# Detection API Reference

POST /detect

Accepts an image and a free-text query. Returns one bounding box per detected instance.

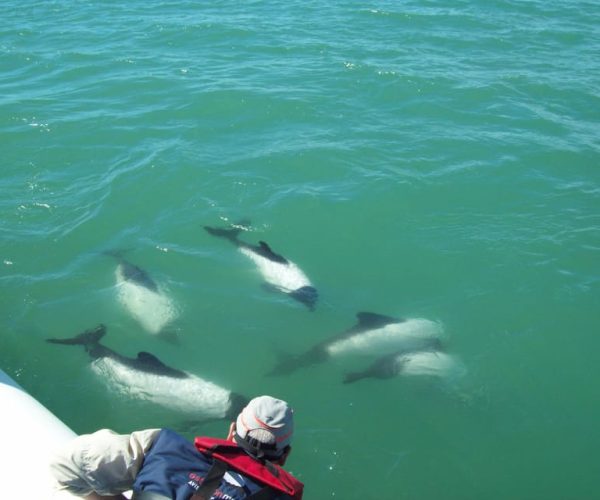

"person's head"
[227,395,294,465]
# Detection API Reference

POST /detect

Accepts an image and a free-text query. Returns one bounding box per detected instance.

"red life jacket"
[195,437,303,499]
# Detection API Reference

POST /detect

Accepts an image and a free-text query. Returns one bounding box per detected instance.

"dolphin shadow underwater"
[46,324,247,421]
[203,223,318,311]
[105,251,179,339]
[268,312,444,376]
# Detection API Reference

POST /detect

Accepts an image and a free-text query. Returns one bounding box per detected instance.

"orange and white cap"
[235,395,294,456]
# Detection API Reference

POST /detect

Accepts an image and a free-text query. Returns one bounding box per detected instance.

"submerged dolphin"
[204,224,318,310]
[344,350,465,384]
[46,325,247,420]
[268,312,444,376]
[107,252,178,335]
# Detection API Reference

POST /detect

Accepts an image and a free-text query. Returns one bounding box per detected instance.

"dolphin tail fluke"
[269,344,328,376]
[46,324,106,346]
[265,349,303,377]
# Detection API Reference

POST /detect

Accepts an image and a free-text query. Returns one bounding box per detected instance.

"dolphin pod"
[47,325,247,421]
[46,221,463,418]
[204,223,318,311]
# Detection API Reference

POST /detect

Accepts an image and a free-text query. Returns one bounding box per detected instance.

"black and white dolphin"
[106,252,178,335]
[268,312,444,376]
[343,350,464,384]
[47,325,247,420]
[204,223,318,310]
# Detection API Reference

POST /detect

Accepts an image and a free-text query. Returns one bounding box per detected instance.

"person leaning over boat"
[50,395,303,500]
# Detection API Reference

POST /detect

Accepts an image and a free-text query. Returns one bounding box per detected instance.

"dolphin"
[268,312,444,376]
[203,224,318,311]
[46,325,247,420]
[106,252,179,335]
[344,350,464,384]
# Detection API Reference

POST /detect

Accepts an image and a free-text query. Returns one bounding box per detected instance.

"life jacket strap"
[190,459,278,500]
[190,459,228,500]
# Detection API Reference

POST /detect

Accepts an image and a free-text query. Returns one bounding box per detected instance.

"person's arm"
[50,428,160,497]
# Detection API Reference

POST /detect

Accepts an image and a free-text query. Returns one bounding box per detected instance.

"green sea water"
[1,1,599,498]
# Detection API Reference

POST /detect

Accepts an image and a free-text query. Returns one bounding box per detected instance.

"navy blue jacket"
[133,429,293,500]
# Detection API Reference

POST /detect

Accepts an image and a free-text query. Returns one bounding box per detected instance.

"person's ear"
[226,422,236,441]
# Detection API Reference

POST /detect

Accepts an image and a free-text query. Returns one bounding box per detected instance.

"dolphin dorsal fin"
[136,352,187,378]
[258,241,288,264]
[136,351,169,369]
[356,312,399,328]
[120,262,158,292]
[259,241,273,253]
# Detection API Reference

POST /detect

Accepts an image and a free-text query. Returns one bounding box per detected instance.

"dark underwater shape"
[204,223,318,311]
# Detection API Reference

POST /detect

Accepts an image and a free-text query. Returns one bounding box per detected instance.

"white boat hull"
[0,368,83,498]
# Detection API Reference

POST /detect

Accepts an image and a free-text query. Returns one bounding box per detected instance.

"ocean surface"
[2,1,599,498]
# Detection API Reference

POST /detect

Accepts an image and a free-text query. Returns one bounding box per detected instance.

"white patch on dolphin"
[114,261,178,335]
[397,351,465,378]
[239,246,311,293]
[91,357,232,419]
[326,318,443,357]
